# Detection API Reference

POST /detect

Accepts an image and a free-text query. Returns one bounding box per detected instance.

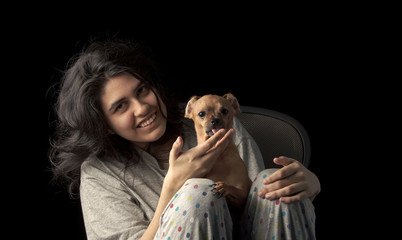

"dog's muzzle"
[205,117,225,136]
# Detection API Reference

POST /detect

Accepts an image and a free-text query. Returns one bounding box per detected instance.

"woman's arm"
[232,117,320,203]
[140,176,180,240]
[257,156,321,203]
[80,168,150,239]
[140,129,234,239]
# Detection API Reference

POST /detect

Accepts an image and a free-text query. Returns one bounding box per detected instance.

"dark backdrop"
[6,11,390,239]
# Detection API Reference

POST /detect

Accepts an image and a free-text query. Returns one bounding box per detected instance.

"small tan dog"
[185,93,251,209]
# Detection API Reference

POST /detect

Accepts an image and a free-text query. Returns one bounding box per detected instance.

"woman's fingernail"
[265,193,272,200]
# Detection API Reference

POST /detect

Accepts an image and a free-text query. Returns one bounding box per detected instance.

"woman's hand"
[164,128,234,192]
[257,156,321,203]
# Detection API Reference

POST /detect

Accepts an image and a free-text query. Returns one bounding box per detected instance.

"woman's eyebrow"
[108,97,126,112]
[108,82,142,112]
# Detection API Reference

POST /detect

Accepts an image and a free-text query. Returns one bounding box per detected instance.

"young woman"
[49,38,320,239]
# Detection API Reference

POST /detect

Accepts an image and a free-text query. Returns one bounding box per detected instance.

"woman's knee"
[158,178,233,239]
[174,178,219,203]
[181,178,215,193]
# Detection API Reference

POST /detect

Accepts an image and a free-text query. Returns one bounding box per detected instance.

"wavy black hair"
[48,38,181,197]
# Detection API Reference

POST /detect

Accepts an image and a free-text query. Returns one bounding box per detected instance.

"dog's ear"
[223,93,241,115]
[184,95,200,118]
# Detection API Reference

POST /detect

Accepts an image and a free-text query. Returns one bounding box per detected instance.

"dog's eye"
[198,111,206,118]
[221,108,228,115]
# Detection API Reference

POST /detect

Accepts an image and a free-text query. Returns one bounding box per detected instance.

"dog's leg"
[211,182,225,198]
[211,181,249,209]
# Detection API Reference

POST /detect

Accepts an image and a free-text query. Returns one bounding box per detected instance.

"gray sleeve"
[232,117,265,180]
[80,162,147,240]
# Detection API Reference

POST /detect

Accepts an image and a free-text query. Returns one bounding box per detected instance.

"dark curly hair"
[48,38,182,197]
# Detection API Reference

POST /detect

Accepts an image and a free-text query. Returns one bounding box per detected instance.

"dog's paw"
[211,181,225,198]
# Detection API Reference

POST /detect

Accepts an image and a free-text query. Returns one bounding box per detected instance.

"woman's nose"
[132,99,149,117]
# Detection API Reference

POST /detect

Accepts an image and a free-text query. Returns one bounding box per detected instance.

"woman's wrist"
[309,172,321,201]
[163,171,185,196]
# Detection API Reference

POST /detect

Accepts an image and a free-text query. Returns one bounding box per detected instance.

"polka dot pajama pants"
[155,169,316,240]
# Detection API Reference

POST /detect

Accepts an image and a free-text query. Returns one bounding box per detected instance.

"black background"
[5,6,394,239]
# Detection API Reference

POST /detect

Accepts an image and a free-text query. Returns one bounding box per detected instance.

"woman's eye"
[137,85,149,96]
[221,108,228,115]
[198,111,206,118]
[115,103,126,112]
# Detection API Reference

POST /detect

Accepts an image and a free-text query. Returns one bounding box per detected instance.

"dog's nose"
[210,118,221,125]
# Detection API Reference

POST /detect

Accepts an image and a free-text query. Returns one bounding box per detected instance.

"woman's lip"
[137,112,157,128]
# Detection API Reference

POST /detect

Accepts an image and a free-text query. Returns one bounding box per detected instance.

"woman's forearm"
[140,177,182,240]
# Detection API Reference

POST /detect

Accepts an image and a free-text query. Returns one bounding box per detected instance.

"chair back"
[237,106,311,169]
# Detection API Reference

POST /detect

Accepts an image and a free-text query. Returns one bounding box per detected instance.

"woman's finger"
[258,174,300,198]
[279,191,310,203]
[273,156,294,166]
[169,136,183,161]
[263,158,298,185]
[194,129,225,156]
[261,182,306,201]
[194,128,233,157]
[205,128,234,155]
[266,182,305,200]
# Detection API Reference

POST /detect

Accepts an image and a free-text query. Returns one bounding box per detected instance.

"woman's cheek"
[114,113,136,138]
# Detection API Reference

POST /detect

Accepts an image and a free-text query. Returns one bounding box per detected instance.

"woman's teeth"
[138,113,156,128]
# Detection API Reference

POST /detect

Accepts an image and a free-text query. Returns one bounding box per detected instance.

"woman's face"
[101,73,167,149]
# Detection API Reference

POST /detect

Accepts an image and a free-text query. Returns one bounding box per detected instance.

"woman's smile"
[137,112,157,128]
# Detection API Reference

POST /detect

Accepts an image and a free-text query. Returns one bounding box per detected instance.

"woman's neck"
[135,142,150,150]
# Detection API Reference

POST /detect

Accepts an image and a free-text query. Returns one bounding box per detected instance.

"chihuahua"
[185,93,251,209]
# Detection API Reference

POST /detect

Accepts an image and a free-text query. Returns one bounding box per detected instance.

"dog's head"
[185,93,241,139]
